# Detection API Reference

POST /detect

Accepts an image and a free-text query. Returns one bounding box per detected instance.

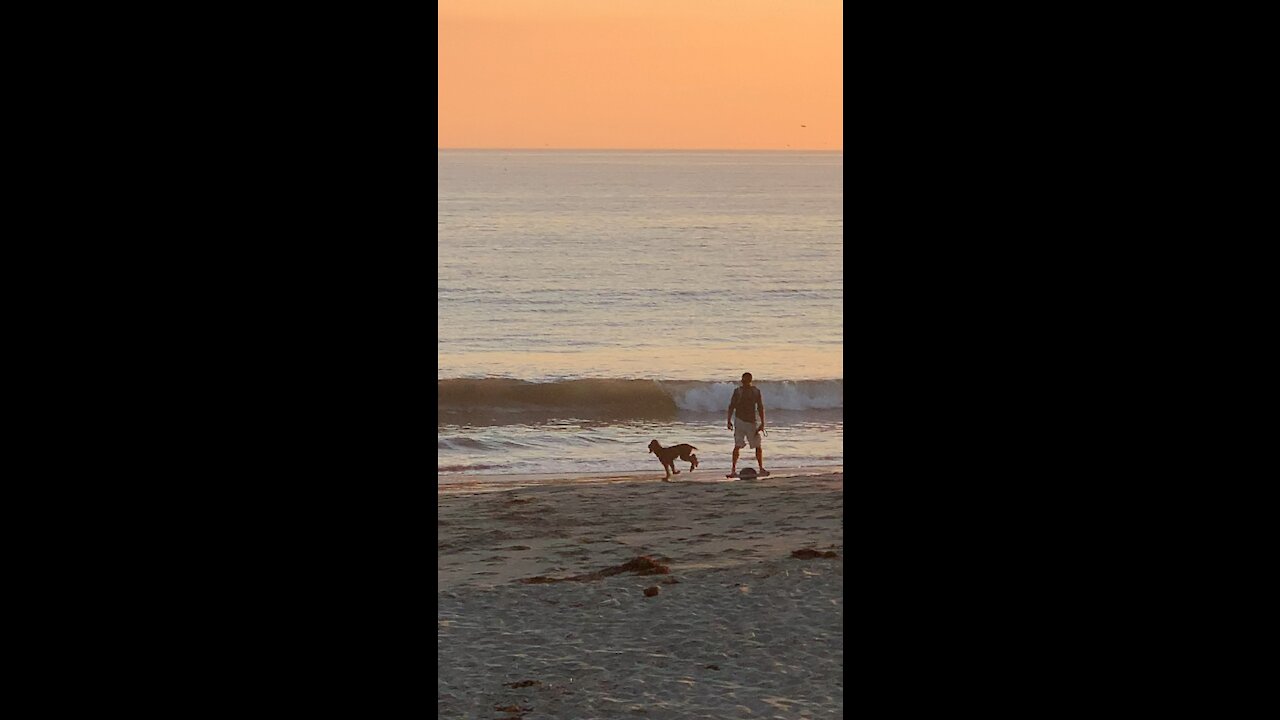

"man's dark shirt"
[729,385,763,423]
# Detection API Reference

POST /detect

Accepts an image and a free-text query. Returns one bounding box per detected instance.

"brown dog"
[648,439,699,481]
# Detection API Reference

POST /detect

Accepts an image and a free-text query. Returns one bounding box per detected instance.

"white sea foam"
[663,380,843,412]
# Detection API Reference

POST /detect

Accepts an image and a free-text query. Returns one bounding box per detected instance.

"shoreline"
[438,464,844,495]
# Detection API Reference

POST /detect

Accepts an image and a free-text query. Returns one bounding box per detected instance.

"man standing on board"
[726,372,770,478]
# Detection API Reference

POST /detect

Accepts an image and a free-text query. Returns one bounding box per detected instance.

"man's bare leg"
[756,447,765,471]
[729,447,740,477]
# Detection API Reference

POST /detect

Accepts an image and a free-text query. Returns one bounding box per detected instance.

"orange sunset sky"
[438,0,843,150]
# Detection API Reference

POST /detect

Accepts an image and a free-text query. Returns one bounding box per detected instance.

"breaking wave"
[438,378,842,424]
[658,380,843,412]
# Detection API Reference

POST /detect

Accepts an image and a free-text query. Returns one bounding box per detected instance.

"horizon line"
[438,147,843,152]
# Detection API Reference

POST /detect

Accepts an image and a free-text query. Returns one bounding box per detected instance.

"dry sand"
[438,467,844,718]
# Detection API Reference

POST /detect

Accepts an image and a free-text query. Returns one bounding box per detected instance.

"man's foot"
[663,476,672,482]
[758,469,770,477]
[726,472,738,478]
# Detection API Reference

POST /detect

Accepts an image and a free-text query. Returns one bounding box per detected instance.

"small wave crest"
[438,463,507,473]
[438,437,490,450]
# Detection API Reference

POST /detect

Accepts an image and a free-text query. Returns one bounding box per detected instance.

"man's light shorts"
[734,419,762,450]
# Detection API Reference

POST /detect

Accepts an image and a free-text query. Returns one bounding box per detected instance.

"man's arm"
[727,389,738,430]
[756,391,766,430]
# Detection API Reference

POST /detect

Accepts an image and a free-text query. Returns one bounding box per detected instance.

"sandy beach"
[438,467,844,718]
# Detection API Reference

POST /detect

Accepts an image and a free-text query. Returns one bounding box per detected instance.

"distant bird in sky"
[801,124,807,127]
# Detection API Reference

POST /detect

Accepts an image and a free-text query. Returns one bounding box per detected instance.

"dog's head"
[647,439,661,453]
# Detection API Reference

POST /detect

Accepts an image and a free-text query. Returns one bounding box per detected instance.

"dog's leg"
[686,447,699,471]
[662,454,680,475]
[682,452,698,471]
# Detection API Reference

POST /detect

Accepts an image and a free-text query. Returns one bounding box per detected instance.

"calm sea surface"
[438,150,842,479]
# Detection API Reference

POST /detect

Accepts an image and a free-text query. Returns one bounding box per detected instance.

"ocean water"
[438,150,843,479]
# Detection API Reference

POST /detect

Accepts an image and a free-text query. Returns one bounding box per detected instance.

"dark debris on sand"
[792,548,839,559]
[518,555,672,584]
[504,680,541,688]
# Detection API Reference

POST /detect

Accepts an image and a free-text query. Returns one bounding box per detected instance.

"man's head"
[741,372,753,386]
